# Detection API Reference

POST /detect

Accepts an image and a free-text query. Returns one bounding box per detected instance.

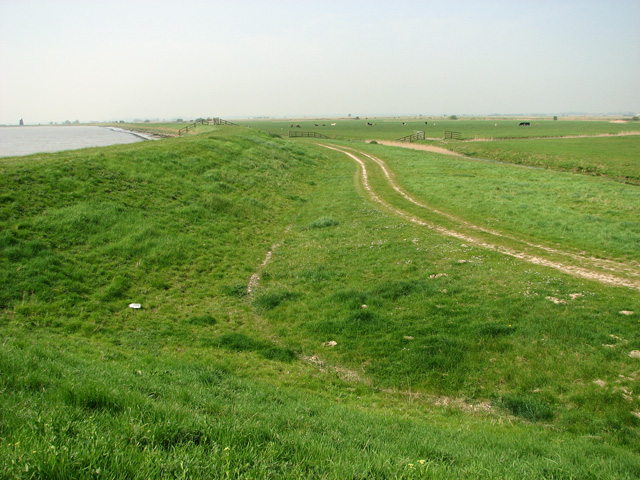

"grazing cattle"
[290,124,294,128]
[519,122,530,126]
[296,124,301,128]
[367,122,373,126]
[425,122,428,125]
[314,124,318,127]
[331,123,336,126]
[402,122,406,125]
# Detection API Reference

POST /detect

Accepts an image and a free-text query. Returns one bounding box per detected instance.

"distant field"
[238,117,640,141]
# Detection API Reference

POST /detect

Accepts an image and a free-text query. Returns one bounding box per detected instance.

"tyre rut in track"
[318,143,640,291]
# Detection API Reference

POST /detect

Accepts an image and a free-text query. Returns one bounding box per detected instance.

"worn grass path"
[318,143,640,291]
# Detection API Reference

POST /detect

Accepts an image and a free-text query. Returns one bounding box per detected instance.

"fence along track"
[444,130,461,140]
[289,131,329,139]
[396,131,425,142]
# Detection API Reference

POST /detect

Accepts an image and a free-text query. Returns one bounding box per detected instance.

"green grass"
[342,141,640,261]
[4,335,639,479]
[239,117,640,141]
[250,144,640,445]
[445,135,640,184]
[1,124,639,478]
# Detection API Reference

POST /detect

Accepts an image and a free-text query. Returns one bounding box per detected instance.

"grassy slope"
[258,143,640,435]
[1,128,639,478]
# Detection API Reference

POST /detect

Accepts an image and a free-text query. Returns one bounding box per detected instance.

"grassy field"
[237,117,640,141]
[2,122,639,478]
[334,141,640,261]
[442,135,640,184]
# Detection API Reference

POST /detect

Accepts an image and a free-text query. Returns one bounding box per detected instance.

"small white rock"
[619,310,634,316]
[629,350,640,359]
[128,303,142,309]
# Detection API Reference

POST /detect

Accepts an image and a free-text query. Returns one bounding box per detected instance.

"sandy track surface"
[373,140,463,156]
[246,225,292,294]
[319,143,640,291]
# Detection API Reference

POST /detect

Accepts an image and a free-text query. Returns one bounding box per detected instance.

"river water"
[0,125,152,158]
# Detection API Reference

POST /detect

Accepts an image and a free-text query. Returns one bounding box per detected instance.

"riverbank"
[101,126,163,141]
[0,125,149,158]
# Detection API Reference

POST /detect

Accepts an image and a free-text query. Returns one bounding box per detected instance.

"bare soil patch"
[373,140,463,156]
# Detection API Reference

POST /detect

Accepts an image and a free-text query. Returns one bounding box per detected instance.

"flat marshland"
[1,121,639,478]
[239,116,640,140]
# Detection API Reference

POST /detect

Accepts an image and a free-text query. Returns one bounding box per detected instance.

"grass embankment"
[1,128,639,478]
[102,122,226,138]
[259,143,640,435]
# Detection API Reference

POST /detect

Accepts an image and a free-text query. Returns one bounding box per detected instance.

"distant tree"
[19,118,24,126]
[176,118,183,123]
[144,119,151,123]
[553,116,558,121]
[73,120,79,124]
[354,116,360,120]
[449,115,458,120]
[63,120,71,125]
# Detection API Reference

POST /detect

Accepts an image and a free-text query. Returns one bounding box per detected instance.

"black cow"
[519,122,530,126]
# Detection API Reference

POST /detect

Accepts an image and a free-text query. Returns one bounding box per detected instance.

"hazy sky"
[1,0,639,124]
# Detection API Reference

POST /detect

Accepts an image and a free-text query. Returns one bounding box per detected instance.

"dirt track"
[374,131,640,155]
[319,143,640,291]
[372,140,463,156]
